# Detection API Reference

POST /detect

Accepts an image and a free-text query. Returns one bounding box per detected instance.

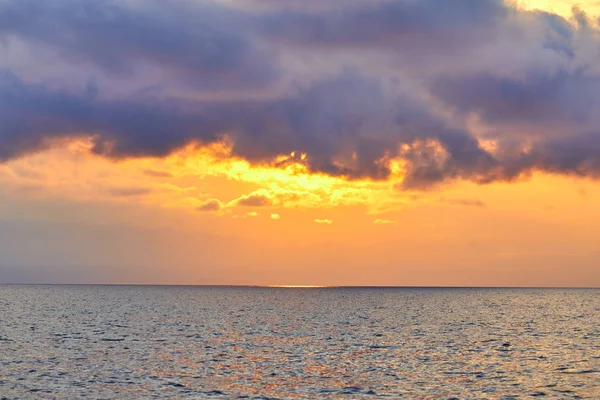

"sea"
[0,285,599,399]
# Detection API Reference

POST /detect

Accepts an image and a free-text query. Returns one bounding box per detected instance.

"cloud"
[0,0,273,88]
[270,213,280,220]
[197,199,222,212]
[441,198,486,207]
[431,71,597,128]
[373,219,396,225]
[0,68,497,185]
[1,0,600,188]
[258,0,507,52]
[143,169,173,178]
[314,219,333,224]
[0,70,222,160]
[236,194,273,207]
[108,186,152,197]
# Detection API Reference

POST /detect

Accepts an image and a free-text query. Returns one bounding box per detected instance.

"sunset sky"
[1,0,600,286]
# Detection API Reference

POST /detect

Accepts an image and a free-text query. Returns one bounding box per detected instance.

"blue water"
[1,286,599,398]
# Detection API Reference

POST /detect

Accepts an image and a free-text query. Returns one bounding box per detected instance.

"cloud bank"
[1,0,600,187]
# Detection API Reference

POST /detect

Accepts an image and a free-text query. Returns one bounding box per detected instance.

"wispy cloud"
[143,169,173,178]
[314,219,333,224]
[441,198,486,207]
[373,219,396,225]
[108,186,152,197]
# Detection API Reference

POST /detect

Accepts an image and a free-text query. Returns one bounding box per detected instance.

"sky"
[1,0,600,287]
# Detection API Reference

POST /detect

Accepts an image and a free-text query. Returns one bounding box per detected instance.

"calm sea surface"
[0,286,599,399]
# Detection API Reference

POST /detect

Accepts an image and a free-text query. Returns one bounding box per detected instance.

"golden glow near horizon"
[265,285,328,288]
[1,136,600,287]
[1,136,600,222]
[0,137,416,215]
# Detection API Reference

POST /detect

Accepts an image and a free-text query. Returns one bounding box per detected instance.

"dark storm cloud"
[258,0,506,48]
[0,0,273,88]
[2,69,495,184]
[425,8,600,130]
[1,0,600,187]
[507,132,600,178]
[228,72,499,183]
[0,71,221,159]
[431,70,598,127]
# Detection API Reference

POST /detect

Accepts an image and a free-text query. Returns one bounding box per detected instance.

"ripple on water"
[0,286,599,398]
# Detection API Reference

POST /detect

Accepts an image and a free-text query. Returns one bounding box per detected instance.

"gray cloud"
[1,0,600,188]
[0,0,273,89]
[108,186,153,197]
[1,69,492,184]
[236,194,273,207]
[258,0,506,49]
[197,199,222,212]
[431,70,598,129]
[0,70,220,159]
[143,169,173,178]
[442,198,486,207]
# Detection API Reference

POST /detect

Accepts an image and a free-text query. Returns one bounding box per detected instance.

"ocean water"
[0,286,599,399]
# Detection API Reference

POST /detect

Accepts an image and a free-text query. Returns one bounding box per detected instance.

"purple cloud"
[1,0,600,187]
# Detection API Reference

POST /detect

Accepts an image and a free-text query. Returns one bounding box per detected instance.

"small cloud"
[314,219,333,224]
[12,166,45,180]
[197,199,222,212]
[373,219,396,225]
[143,169,173,178]
[247,212,259,217]
[270,213,280,220]
[109,186,153,197]
[442,198,486,207]
[236,194,273,207]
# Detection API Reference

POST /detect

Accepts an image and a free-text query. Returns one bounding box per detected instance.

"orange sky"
[1,1,600,286]
[1,136,599,287]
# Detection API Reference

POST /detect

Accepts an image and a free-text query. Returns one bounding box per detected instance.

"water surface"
[1,286,599,398]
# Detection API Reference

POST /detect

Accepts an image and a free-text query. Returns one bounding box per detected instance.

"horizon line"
[1,283,598,289]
